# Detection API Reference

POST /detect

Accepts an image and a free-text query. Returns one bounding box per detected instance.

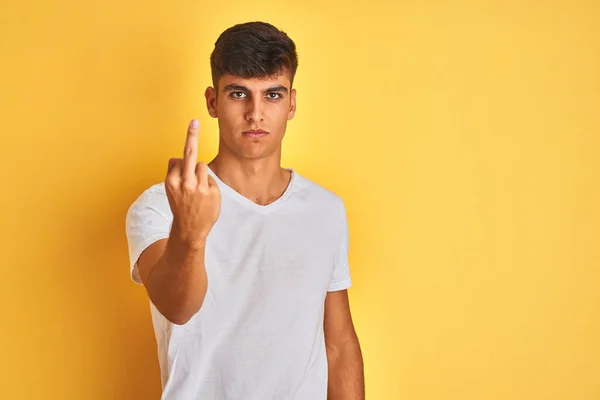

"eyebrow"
[223,83,289,95]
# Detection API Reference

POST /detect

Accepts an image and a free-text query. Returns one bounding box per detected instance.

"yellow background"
[1,0,598,399]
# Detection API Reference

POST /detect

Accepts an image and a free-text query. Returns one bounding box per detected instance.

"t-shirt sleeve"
[328,200,352,292]
[125,185,173,285]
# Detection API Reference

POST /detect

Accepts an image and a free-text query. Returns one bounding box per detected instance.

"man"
[125,21,364,399]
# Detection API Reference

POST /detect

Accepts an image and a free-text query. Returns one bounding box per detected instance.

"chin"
[241,151,268,160]
[238,146,277,160]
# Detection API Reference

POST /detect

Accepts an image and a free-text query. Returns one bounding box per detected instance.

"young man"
[125,21,364,399]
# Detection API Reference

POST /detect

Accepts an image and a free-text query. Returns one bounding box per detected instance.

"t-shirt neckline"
[207,166,296,214]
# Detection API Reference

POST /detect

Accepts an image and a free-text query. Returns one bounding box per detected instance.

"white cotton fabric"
[125,167,352,399]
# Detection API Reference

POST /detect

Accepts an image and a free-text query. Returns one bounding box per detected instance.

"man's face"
[205,70,296,160]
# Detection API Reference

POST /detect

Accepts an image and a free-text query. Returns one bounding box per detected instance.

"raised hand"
[165,119,221,247]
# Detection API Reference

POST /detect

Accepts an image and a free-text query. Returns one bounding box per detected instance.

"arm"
[324,289,365,400]
[137,234,208,325]
[134,118,221,326]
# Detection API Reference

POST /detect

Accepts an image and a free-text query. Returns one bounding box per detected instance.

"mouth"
[242,129,268,138]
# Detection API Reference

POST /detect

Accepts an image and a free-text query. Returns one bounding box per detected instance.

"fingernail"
[190,119,199,129]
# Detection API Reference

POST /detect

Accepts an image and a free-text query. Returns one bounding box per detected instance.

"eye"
[231,92,246,99]
[266,93,282,100]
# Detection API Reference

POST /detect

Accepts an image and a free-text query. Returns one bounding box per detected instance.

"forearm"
[327,338,365,400]
[146,235,208,325]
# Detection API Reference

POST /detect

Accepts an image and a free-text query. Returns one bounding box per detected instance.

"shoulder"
[290,170,346,215]
[126,181,172,221]
[130,181,167,204]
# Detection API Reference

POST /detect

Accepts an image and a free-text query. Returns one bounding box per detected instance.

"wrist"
[168,232,206,256]
[169,224,208,250]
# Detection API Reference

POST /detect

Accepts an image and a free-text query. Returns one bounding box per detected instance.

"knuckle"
[182,181,196,192]
[167,158,181,170]
[165,177,178,188]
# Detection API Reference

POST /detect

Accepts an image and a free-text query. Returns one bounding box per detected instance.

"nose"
[245,96,264,122]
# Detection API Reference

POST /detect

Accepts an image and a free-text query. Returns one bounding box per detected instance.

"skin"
[204,70,296,206]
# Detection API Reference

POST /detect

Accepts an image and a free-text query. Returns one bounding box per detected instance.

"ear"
[205,86,218,118]
[287,88,296,120]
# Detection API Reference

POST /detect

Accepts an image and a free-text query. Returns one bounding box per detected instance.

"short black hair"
[210,21,299,91]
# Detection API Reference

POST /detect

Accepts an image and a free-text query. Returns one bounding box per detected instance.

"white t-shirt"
[125,167,352,400]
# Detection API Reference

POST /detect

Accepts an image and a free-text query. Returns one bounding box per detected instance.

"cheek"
[218,105,243,126]
[270,104,290,121]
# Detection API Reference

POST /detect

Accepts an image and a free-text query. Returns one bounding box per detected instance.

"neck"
[208,151,291,207]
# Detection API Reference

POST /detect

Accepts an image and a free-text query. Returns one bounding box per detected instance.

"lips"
[244,129,267,134]
[243,129,268,138]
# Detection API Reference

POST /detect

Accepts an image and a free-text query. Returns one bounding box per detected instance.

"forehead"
[218,71,291,91]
